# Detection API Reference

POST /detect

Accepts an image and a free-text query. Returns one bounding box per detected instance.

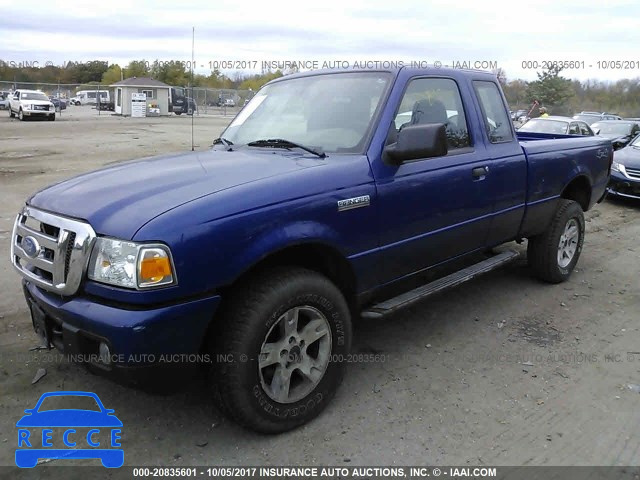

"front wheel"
[18,109,24,121]
[528,199,585,283]
[48,114,55,121]
[210,267,352,433]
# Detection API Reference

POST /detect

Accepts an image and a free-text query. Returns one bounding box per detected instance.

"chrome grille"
[625,167,640,180]
[11,206,96,296]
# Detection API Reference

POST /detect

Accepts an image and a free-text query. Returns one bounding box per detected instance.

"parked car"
[0,91,11,110]
[591,120,640,150]
[49,97,67,110]
[607,133,640,199]
[96,101,115,111]
[513,109,530,123]
[11,67,611,433]
[517,116,594,136]
[211,96,236,107]
[573,112,622,125]
[69,96,81,106]
[9,89,56,121]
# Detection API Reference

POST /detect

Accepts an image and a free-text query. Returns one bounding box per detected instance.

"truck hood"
[28,148,328,239]
[22,99,53,106]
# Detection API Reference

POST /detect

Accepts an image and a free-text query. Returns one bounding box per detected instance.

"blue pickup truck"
[11,67,611,433]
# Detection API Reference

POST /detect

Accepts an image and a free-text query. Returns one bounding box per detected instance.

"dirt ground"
[0,106,639,471]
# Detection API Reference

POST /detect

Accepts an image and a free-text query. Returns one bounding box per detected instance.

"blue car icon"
[16,391,123,468]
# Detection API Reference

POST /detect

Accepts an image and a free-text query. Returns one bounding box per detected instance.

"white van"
[75,90,110,105]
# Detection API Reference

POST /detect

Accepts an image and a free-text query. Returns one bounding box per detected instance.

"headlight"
[611,161,626,175]
[88,237,176,289]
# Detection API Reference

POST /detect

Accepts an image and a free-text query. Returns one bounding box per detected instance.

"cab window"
[473,81,513,143]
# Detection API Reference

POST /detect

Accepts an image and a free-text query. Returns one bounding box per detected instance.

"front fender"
[227,220,347,282]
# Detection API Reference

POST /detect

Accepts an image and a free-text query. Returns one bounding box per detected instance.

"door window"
[394,78,471,151]
[579,123,591,135]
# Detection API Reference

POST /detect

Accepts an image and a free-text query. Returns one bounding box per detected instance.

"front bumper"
[23,110,54,117]
[607,170,640,199]
[23,280,221,375]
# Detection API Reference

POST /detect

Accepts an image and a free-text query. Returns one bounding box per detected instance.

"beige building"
[110,77,171,116]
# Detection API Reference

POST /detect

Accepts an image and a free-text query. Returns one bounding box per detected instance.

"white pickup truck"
[9,89,56,121]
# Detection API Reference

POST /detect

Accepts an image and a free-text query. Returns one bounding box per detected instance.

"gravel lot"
[1,106,639,471]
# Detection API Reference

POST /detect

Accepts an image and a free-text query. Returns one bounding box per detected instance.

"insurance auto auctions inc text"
[224,466,498,478]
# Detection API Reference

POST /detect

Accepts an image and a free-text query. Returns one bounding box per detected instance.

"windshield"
[221,72,391,154]
[519,119,568,134]
[21,92,49,101]
[592,122,633,135]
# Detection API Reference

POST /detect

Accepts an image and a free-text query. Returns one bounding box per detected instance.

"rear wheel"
[528,199,585,283]
[9,108,15,118]
[210,267,352,433]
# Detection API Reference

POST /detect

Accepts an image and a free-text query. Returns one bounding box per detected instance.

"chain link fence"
[0,80,253,116]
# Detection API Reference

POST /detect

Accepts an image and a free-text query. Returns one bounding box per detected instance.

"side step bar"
[361,250,520,319]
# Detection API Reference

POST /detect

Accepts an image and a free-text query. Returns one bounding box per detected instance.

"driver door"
[373,76,495,281]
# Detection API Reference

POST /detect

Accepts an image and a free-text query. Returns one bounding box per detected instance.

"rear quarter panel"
[518,135,612,237]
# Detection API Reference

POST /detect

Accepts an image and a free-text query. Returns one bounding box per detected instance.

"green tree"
[124,60,150,79]
[150,60,188,86]
[204,69,233,88]
[527,65,574,114]
[502,79,529,109]
[101,64,122,85]
[238,70,283,91]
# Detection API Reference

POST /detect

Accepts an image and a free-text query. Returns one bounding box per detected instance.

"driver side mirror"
[384,123,448,165]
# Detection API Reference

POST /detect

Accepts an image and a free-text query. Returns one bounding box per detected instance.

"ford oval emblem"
[21,236,41,259]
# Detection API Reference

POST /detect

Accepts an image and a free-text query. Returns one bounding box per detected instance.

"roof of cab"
[264,66,498,86]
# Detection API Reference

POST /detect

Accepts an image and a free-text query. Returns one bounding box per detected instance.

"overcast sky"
[1,0,639,82]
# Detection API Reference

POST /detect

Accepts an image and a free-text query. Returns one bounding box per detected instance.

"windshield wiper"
[246,139,326,158]
[212,137,233,151]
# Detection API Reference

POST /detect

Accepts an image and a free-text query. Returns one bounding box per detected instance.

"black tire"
[210,266,352,433]
[49,114,55,121]
[18,109,24,121]
[175,111,182,115]
[527,199,585,283]
[9,108,15,118]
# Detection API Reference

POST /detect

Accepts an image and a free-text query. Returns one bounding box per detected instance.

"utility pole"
[191,26,195,151]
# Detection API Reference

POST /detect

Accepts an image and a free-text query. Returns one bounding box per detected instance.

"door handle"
[472,166,489,179]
